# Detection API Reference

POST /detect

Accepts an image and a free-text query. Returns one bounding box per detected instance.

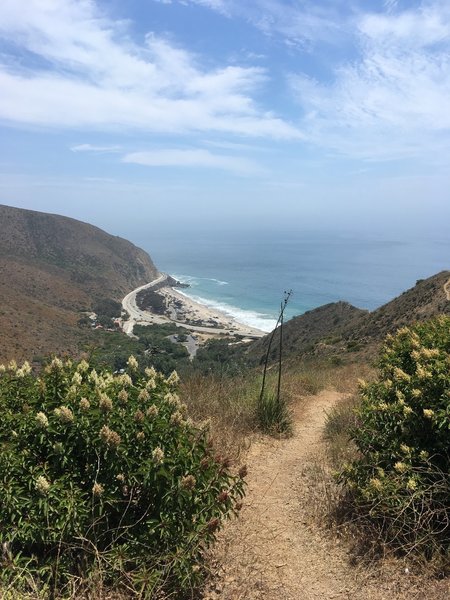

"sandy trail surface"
[205,390,449,600]
[444,277,450,300]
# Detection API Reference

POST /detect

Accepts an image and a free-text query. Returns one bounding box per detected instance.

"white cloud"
[0,0,300,139]
[360,2,450,48]
[70,144,121,153]
[122,148,263,175]
[184,0,229,13]
[180,0,345,46]
[383,0,399,12]
[202,139,270,152]
[289,1,450,161]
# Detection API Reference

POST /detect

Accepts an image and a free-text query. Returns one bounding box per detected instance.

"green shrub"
[193,338,250,376]
[0,357,246,597]
[88,326,191,376]
[340,316,450,555]
[93,298,122,320]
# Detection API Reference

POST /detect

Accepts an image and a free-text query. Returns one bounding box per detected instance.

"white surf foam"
[178,290,277,333]
[172,274,229,287]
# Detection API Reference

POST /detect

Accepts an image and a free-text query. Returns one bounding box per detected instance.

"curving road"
[121,273,169,335]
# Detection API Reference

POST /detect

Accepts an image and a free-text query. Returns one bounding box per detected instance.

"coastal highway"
[121,273,169,335]
[121,274,264,339]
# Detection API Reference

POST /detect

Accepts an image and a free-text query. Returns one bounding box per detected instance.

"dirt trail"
[444,277,450,300]
[204,390,363,599]
[204,390,425,600]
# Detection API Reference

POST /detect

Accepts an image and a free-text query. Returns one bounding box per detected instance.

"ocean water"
[141,229,449,333]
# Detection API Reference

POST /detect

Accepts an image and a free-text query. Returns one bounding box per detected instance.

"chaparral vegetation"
[0,356,246,598]
[340,316,450,559]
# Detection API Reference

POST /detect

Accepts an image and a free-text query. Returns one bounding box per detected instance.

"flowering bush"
[340,316,450,554]
[0,357,245,596]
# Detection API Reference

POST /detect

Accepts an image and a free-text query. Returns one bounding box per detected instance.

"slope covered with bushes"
[341,316,450,557]
[0,204,158,362]
[0,357,245,598]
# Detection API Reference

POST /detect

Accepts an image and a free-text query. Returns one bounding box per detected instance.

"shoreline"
[159,284,267,338]
[122,274,267,340]
[174,287,277,333]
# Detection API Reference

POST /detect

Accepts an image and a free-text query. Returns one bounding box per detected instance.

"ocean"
[141,229,449,333]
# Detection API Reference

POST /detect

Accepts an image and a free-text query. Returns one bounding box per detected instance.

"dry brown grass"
[179,372,259,463]
[302,468,450,598]
[178,360,357,461]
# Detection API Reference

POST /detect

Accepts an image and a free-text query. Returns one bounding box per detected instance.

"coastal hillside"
[0,204,158,362]
[248,270,450,364]
[247,301,368,364]
[344,270,450,344]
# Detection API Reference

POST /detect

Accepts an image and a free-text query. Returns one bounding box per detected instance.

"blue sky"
[0,0,449,238]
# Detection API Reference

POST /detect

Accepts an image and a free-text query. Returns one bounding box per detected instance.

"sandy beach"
[159,285,266,338]
[122,274,266,339]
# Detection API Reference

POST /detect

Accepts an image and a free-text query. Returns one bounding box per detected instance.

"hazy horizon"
[1,1,449,237]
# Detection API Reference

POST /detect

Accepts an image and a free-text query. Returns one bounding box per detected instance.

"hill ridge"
[248,270,450,363]
[0,204,158,361]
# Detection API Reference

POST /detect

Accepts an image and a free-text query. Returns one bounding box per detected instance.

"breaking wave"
[177,289,277,333]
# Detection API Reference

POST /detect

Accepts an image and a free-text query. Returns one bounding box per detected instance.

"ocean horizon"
[140,229,450,333]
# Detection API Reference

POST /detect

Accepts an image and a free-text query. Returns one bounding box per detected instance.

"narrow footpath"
[444,277,450,300]
[204,390,449,600]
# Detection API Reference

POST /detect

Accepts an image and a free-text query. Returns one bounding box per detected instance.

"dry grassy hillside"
[248,301,367,364]
[348,270,450,342]
[0,204,158,362]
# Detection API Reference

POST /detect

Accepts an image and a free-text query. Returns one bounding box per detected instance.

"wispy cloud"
[2,0,450,170]
[289,1,450,161]
[0,0,299,139]
[383,0,399,12]
[182,0,229,14]
[70,144,121,153]
[202,139,270,152]
[180,0,450,161]
[122,148,263,175]
[360,1,450,48]
[180,0,347,46]
[83,176,116,182]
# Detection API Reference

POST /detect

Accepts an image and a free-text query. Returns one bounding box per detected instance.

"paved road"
[121,273,169,335]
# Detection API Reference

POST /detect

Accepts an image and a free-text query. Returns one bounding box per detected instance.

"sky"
[0,0,449,239]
